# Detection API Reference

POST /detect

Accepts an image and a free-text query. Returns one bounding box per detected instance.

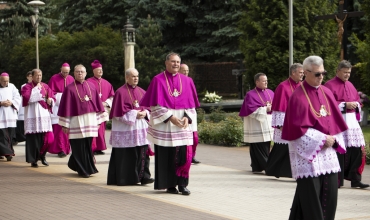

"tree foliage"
[239,0,339,90]
[4,25,124,90]
[351,0,370,95]
[134,15,167,89]
[0,0,57,38]
[58,0,128,32]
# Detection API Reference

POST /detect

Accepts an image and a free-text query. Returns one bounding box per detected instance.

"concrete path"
[1,131,369,220]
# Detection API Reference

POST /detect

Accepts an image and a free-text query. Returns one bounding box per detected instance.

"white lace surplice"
[271,111,288,144]
[148,105,194,147]
[242,106,273,143]
[288,128,345,179]
[0,83,21,128]
[338,102,365,148]
[59,112,108,139]
[109,109,150,148]
[24,87,53,133]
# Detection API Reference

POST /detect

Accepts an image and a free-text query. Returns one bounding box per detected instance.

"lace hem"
[271,111,285,127]
[110,129,149,147]
[273,128,288,144]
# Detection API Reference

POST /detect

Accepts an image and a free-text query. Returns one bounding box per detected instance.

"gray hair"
[166,52,181,61]
[125,68,139,76]
[337,60,352,70]
[31,69,42,76]
[289,63,303,75]
[254,72,266,83]
[74,64,86,72]
[302,56,323,70]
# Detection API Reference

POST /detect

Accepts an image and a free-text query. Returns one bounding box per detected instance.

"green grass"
[361,126,370,143]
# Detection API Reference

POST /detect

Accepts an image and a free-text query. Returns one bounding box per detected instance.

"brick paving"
[1,132,370,220]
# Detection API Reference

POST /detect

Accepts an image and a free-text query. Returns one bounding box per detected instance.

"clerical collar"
[127,83,136,88]
[165,70,177,77]
[255,87,265,92]
[93,76,102,80]
[289,77,300,84]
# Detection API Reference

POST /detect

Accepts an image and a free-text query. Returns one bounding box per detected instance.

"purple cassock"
[48,73,75,95]
[271,77,300,113]
[58,80,105,117]
[22,82,55,112]
[86,77,115,152]
[109,84,148,118]
[48,73,74,155]
[140,70,200,109]
[282,81,348,141]
[325,76,361,115]
[239,87,274,117]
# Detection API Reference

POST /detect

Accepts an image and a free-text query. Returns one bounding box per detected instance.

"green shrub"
[198,113,243,146]
[218,115,243,146]
[366,144,370,165]
[196,108,206,123]
[208,106,226,123]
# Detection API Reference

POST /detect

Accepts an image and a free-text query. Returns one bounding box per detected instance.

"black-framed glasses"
[306,69,327,77]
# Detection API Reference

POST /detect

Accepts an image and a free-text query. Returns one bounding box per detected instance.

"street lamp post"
[27,0,45,69]
[122,19,136,71]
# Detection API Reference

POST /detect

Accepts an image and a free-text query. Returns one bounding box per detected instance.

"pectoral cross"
[315,0,364,60]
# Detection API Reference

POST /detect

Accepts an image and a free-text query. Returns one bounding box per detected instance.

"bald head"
[0,75,9,88]
[60,65,71,77]
[179,64,189,76]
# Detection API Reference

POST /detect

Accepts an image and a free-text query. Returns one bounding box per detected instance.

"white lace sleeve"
[289,128,326,162]
[271,111,285,127]
[150,105,172,125]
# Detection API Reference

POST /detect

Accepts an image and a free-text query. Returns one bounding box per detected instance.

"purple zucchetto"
[91,60,102,70]
[0,72,9,77]
[62,63,70,67]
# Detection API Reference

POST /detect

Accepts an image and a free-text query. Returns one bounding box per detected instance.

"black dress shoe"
[79,173,90,178]
[141,178,154,185]
[31,162,38,168]
[166,187,179,194]
[94,150,105,155]
[58,152,67,158]
[178,186,191,195]
[351,181,370,188]
[192,158,201,164]
[5,156,12,161]
[41,157,49,166]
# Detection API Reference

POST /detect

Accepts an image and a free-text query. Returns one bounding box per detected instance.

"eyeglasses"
[306,69,327,77]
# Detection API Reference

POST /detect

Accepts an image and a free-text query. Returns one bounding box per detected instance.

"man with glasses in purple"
[325,60,369,189]
[282,56,348,220]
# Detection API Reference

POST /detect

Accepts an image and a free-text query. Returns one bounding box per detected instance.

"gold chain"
[301,84,331,117]
[163,71,182,97]
[255,88,272,105]
[126,83,142,106]
[94,77,102,95]
[74,80,92,102]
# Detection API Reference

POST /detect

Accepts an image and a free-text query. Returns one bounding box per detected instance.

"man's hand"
[346,102,358,110]
[324,135,335,148]
[62,127,69,134]
[136,110,146,119]
[169,116,188,129]
[1,100,12,107]
[102,102,108,107]
[47,98,53,105]
[266,105,272,113]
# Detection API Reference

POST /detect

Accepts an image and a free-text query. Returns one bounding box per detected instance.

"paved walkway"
[1,131,370,220]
